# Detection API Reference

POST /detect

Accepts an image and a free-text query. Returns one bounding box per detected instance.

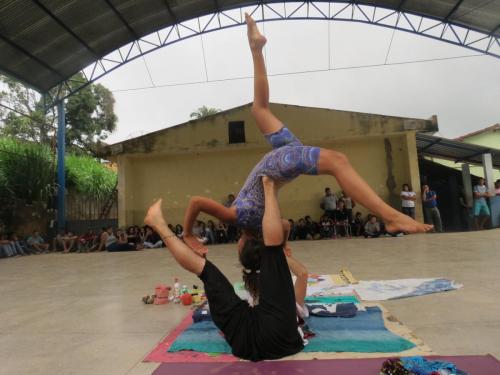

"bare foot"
[144,199,167,229]
[245,13,267,51]
[385,212,433,234]
[183,234,208,256]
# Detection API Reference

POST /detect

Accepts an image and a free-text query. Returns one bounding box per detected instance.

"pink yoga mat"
[143,311,237,363]
[152,355,500,375]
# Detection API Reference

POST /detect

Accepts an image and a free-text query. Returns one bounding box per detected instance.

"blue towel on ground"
[401,356,468,375]
[168,306,415,354]
[303,306,415,353]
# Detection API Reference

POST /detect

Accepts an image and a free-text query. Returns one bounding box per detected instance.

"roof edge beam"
[457,149,493,163]
[419,138,442,152]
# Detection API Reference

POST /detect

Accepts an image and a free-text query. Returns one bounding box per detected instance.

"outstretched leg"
[317,149,433,234]
[145,199,205,275]
[246,13,283,136]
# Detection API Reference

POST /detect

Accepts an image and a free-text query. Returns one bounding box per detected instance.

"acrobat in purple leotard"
[233,126,320,230]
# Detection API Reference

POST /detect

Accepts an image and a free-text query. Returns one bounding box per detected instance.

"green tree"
[0,77,55,144]
[190,105,220,119]
[0,73,117,155]
[0,138,55,204]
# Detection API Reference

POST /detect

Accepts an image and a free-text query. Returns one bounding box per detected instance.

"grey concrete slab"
[0,229,499,374]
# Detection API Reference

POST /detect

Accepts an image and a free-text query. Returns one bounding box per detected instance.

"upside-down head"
[239,238,265,302]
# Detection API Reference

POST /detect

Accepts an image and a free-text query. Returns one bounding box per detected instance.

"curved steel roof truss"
[44,1,500,108]
[0,1,497,108]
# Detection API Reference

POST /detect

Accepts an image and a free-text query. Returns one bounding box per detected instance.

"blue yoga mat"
[168,306,415,354]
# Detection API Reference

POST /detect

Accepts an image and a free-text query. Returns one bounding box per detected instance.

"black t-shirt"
[199,245,303,361]
[335,209,348,222]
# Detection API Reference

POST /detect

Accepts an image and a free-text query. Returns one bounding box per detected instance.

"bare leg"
[145,199,205,275]
[317,149,433,234]
[246,13,283,135]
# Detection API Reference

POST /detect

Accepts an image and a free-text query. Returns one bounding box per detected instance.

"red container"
[155,284,171,298]
[180,293,192,306]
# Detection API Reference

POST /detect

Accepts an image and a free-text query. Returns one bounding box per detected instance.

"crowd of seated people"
[0,198,408,259]
[0,229,51,258]
[0,225,169,258]
[287,211,399,241]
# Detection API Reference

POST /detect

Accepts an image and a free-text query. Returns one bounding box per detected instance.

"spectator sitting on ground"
[288,219,297,241]
[105,228,143,252]
[97,227,112,252]
[78,230,97,252]
[295,218,310,240]
[223,194,238,243]
[1,233,25,257]
[319,215,333,239]
[126,226,139,245]
[12,233,31,254]
[53,230,77,253]
[364,215,382,238]
[26,230,50,253]
[174,224,184,239]
[215,222,227,243]
[143,226,163,248]
[138,226,147,243]
[304,216,320,240]
[205,220,217,245]
[352,212,364,237]
[192,220,209,244]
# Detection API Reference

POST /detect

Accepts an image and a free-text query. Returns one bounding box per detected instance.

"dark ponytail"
[239,238,264,301]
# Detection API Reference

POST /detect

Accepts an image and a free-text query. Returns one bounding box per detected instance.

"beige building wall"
[108,103,436,227]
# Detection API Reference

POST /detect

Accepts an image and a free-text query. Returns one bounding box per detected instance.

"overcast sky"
[96,20,500,144]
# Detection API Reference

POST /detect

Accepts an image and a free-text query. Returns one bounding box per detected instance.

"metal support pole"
[461,163,473,207]
[482,153,499,227]
[57,101,66,231]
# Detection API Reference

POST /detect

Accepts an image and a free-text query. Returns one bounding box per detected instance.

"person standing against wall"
[320,187,337,220]
[400,184,417,219]
[473,178,491,230]
[422,185,443,233]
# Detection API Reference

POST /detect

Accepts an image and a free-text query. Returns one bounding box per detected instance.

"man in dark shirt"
[422,184,442,232]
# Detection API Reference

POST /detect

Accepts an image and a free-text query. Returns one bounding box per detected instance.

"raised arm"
[262,177,284,246]
[286,255,308,307]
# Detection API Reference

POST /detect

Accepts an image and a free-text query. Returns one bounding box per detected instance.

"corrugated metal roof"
[0,0,499,93]
[417,133,500,168]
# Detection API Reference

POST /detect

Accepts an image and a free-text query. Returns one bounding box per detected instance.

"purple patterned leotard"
[233,126,320,230]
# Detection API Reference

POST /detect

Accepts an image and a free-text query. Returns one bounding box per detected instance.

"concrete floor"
[1,229,499,375]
